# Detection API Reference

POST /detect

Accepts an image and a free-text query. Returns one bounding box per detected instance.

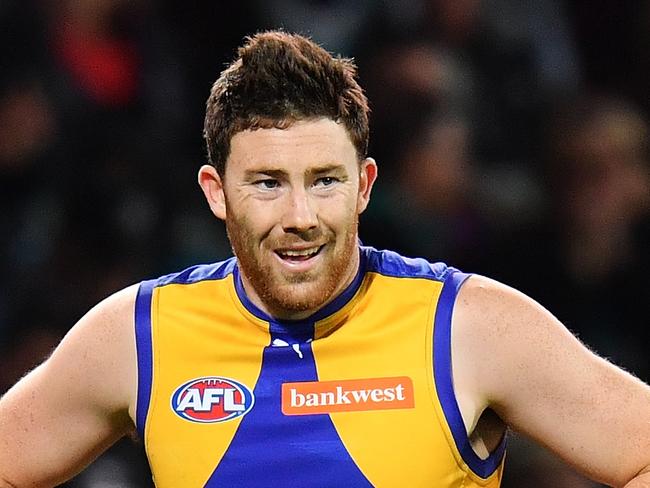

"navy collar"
[233,248,366,341]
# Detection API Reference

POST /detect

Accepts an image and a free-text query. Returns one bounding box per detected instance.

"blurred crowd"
[1,1,649,486]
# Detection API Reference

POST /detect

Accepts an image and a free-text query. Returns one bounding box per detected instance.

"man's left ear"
[357,157,378,214]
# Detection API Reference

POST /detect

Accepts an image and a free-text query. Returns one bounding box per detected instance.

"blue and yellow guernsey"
[134,246,506,487]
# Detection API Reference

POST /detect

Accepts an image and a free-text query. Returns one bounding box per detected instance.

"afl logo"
[171,376,255,423]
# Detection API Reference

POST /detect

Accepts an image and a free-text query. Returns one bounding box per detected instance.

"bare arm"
[625,468,650,488]
[0,286,138,488]
[452,275,650,487]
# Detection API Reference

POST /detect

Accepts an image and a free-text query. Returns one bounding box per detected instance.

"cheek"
[226,209,262,251]
[331,185,360,211]
[321,200,360,236]
[342,191,363,220]
[230,200,276,234]
[315,196,348,221]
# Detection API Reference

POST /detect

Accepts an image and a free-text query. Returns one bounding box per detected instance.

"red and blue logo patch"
[171,376,255,423]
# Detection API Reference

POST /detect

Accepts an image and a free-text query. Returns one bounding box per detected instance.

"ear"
[198,164,227,220]
[357,157,378,214]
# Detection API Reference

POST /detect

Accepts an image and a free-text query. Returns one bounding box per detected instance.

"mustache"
[272,228,326,246]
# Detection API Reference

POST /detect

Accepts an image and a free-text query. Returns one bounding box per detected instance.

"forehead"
[227,118,358,172]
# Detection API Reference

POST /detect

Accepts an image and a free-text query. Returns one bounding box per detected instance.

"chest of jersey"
[135,251,504,487]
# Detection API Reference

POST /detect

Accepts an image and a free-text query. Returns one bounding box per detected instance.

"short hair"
[203,31,370,175]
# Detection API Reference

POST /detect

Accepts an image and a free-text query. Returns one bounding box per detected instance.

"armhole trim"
[135,279,155,440]
[433,271,506,479]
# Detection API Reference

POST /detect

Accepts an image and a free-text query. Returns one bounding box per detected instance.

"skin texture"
[0,118,649,487]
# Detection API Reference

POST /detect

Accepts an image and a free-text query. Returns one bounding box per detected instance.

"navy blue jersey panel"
[205,333,373,487]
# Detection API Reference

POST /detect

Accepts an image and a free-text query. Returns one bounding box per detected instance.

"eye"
[314,176,339,187]
[254,179,280,190]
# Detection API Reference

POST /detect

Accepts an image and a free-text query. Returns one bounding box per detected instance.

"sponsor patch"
[281,376,414,415]
[171,376,255,423]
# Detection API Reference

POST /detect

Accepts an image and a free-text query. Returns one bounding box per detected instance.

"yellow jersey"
[134,246,505,487]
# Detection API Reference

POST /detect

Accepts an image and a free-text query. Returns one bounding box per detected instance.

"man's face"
[199,118,376,320]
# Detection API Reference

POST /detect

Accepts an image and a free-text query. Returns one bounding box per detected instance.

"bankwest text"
[281,376,414,415]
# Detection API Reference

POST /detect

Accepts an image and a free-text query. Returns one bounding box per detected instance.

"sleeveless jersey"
[134,246,506,487]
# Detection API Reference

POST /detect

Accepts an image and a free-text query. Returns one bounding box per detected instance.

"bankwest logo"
[281,376,414,415]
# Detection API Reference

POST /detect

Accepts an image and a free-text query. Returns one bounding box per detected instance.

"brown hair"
[203,31,369,175]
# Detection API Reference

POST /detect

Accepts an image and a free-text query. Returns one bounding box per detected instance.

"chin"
[264,281,334,316]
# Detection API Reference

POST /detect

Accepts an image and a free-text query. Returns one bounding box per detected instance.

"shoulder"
[48,284,141,417]
[454,274,545,322]
[65,283,139,346]
[453,274,565,351]
[361,246,454,281]
[451,274,562,371]
[149,258,238,288]
[450,275,650,486]
[450,273,593,414]
[0,284,142,484]
[449,273,572,435]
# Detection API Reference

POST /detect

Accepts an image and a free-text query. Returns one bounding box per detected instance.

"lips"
[275,245,323,262]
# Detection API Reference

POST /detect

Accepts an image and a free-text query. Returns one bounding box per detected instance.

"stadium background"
[1,1,649,486]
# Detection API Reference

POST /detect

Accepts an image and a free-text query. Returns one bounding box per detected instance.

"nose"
[281,187,318,233]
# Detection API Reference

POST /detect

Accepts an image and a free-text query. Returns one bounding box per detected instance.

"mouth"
[275,245,324,264]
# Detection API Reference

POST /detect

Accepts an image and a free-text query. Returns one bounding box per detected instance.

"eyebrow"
[308,163,346,176]
[243,168,287,180]
[243,163,346,180]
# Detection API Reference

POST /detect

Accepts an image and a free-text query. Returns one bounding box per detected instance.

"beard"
[225,213,359,318]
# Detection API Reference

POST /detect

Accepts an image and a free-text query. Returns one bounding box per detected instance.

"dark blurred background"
[1,1,649,486]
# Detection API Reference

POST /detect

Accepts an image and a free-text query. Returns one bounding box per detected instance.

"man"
[1,31,649,488]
